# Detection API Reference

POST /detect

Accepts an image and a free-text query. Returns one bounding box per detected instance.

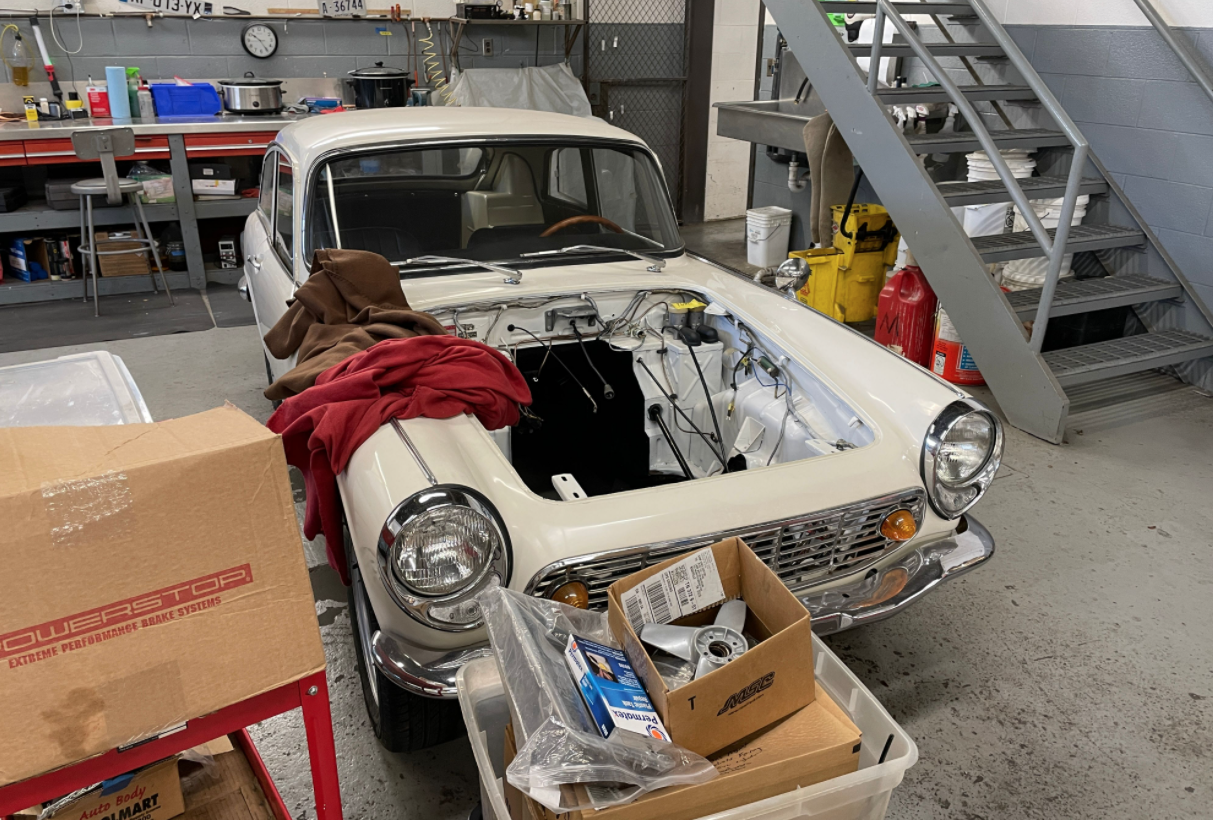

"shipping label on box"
[0,406,325,786]
[565,634,669,742]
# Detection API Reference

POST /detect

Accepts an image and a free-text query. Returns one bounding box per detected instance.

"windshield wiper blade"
[400,255,522,285]
[521,245,666,272]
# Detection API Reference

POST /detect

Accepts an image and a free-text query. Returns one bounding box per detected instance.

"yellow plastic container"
[791,204,899,323]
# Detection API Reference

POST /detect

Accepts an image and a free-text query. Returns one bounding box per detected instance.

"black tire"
[346,526,466,752]
[263,353,281,410]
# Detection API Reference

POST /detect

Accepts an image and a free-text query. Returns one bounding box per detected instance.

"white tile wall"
[704,0,760,221]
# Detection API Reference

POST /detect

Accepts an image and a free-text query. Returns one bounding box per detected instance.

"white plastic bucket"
[746,206,793,268]
[458,633,919,820]
[1002,196,1089,290]
[961,151,1036,246]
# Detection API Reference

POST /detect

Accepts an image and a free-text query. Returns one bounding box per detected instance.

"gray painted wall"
[1005,24,1213,309]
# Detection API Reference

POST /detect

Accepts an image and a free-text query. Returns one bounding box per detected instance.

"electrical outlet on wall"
[482,38,494,56]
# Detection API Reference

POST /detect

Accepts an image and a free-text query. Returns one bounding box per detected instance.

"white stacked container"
[1001,196,1090,291]
[458,633,919,820]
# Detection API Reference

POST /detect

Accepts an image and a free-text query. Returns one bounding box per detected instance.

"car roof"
[274,107,647,170]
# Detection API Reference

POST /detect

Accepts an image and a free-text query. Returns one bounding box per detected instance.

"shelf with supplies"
[195,197,260,220]
[0,269,192,306]
[0,200,179,233]
[447,17,587,70]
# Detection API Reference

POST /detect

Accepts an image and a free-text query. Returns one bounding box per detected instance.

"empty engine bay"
[433,289,874,500]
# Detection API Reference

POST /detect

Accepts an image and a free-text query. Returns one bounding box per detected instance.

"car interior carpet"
[263,248,449,400]
[266,334,533,583]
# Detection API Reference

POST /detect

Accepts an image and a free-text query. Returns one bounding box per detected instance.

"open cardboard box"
[504,679,861,820]
[0,406,325,787]
[606,538,816,757]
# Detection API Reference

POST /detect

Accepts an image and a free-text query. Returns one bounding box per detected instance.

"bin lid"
[0,351,153,427]
[349,62,408,77]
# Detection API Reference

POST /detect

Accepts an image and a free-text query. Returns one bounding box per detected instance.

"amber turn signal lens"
[550,581,590,609]
[880,509,917,542]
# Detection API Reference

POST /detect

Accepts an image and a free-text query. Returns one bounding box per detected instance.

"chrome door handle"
[248,254,262,270]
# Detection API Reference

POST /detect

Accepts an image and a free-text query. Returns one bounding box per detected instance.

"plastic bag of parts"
[478,587,717,813]
[449,62,592,117]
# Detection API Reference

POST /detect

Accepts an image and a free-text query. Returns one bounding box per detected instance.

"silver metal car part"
[376,484,511,631]
[390,418,437,486]
[399,255,522,285]
[640,599,749,679]
[377,514,994,699]
[525,488,927,609]
[920,398,1005,519]
[371,633,491,698]
[803,513,995,635]
[545,305,599,332]
[520,244,667,272]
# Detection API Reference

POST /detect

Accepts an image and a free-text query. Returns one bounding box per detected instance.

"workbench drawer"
[0,142,25,166]
[23,136,170,165]
[185,132,274,157]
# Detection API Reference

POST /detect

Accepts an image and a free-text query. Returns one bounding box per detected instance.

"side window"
[548,147,587,208]
[258,155,275,219]
[275,158,294,258]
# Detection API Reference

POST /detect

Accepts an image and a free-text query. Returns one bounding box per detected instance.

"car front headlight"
[377,486,511,631]
[921,400,1003,519]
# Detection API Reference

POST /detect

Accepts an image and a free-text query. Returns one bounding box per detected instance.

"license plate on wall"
[318,0,366,17]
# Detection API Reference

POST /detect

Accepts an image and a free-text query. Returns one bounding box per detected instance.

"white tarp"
[450,62,592,118]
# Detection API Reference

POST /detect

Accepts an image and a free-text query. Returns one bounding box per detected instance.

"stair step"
[820,1,976,15]
[939,176,1107,206]
[878,84,1035,105]
[907,128,1071,154]
[849,42,1004,58]
[973,224,1146,263]
[1044,330,1213,387]
[1005,274,1184,320]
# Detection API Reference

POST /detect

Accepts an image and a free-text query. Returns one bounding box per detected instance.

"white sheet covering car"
[241,108,1002,752]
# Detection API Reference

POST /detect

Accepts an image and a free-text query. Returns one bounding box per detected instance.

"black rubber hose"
[635,358,728,466]
[571,324,614,399]
[684,340,729,474]
[648,405,694,480]
[510,325,598,413]
[839,169,866,240]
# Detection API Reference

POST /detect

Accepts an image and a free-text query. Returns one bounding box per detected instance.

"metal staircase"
[763,0,1213,443]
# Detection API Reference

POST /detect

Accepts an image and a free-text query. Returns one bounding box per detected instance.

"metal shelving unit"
[447,17,586,71]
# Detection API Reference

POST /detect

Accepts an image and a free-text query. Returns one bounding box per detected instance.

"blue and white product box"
[565,634,670,743]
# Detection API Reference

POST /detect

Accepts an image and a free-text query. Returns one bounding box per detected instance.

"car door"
[245,149,301,382]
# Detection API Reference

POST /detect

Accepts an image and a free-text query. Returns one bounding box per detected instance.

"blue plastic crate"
[149,83,222,117]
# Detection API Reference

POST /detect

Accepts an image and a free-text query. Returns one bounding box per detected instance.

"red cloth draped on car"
[267,334,532,583]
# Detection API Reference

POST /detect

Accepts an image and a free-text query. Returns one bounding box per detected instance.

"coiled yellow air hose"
[419,21,456,105]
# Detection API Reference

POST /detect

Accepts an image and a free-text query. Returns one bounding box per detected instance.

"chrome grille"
[525,489,927,609]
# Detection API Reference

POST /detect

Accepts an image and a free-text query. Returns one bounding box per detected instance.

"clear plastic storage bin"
[457,632,918,820]
[0,351,152,428]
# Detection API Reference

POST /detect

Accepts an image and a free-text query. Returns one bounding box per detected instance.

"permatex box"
[565,634,670,742]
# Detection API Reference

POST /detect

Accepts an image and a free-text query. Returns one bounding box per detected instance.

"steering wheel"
[540,214,624,237]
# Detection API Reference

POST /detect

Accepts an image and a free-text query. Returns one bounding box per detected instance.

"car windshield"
[306,140,682,272]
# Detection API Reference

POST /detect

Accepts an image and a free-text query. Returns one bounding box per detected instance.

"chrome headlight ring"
[921,399,1004,520]
[376,485,512,632]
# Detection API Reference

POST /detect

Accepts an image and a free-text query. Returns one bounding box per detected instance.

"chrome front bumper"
[801,513,995,635]
[373,514,994,698]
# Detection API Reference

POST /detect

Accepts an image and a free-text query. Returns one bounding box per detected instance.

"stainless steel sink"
[714,98,826,154]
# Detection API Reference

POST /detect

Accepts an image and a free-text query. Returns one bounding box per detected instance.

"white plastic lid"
[0,351,153,428]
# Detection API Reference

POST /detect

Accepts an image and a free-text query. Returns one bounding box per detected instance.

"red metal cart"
[0,669,342,820]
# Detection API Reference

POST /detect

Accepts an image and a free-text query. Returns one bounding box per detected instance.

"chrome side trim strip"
[371,632,491,698]
[390,417,438,486]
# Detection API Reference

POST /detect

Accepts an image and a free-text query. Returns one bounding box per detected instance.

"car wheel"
[345,525,466,752]
[263,354,281,410]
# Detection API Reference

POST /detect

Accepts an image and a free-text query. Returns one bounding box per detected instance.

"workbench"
[0,113,306,306]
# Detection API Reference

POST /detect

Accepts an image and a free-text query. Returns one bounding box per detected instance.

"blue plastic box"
[564,634,670,742]
[149,83,222,118]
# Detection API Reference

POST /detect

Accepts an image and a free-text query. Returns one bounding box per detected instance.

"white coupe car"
[241,108,1001,752]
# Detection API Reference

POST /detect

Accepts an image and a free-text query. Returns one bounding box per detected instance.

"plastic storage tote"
[149,83,222,117]
[457,632,918,820]
[0,351,152,427]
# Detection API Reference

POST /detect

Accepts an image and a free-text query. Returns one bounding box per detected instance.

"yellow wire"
[420,21,456,105]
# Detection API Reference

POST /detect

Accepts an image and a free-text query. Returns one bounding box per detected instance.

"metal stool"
[72,128,174,317]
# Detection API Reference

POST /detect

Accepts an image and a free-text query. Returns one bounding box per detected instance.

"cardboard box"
[177,736,281,820]
[192,179,237,197]
[94,231,151,277]
[607,538,816,757]
[8,238,50,282]
[504,681,861,820]
[18,757,185,820]
[0,406,325,786]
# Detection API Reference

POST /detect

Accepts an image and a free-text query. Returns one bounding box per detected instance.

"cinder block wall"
[1006,22,1213,307]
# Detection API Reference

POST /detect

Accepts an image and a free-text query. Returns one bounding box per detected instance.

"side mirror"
[774,257,810,293]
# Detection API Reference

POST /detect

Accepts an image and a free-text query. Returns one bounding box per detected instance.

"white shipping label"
[621,549,726,632]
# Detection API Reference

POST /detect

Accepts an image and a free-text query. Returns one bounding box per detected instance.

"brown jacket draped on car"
[263,248,448,400]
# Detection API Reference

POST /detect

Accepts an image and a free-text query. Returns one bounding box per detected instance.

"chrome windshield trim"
[391,418,438,486]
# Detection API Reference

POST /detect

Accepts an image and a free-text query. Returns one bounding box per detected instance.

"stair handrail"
[868,0,1089,350]
[1131,0,1213,109]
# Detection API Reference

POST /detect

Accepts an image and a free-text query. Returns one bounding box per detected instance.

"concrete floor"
[3,244,1210,819]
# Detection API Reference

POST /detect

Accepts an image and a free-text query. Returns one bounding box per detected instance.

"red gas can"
[875,252,938,367]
